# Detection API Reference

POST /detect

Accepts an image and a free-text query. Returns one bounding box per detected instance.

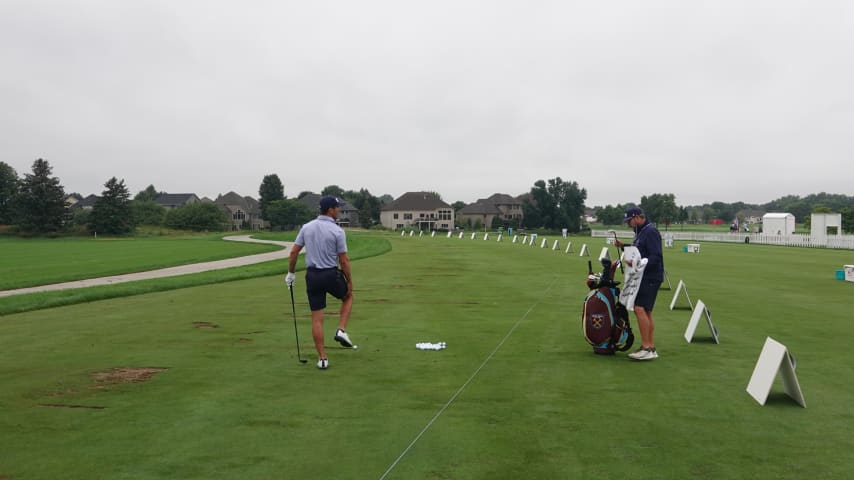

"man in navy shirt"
[286,196,355,369]
[615,207,664,361]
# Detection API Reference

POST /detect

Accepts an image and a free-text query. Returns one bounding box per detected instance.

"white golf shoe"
[628,347,658,361]
[334,329,354,348]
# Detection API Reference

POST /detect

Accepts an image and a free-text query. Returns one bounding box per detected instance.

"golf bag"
[582,258,634,355]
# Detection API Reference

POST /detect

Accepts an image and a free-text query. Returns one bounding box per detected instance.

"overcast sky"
[1,1,852,207]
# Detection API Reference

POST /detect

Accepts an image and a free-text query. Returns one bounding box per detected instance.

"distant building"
[297,193,360,227]
[380,192,454,230]
[215,192,267,230]
[762,212,796,235]
[457,193,523,228]
[154,193,200,209]
[70,194,99,210]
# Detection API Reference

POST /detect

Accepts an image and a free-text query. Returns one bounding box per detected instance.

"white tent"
[762,213,795,235]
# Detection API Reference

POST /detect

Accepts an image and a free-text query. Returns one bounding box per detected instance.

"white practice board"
[683,299,719,343]
[669,279,694,311]
[579,244,589,257]
[746,337,806,407]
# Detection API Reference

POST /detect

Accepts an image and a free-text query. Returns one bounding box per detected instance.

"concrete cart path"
[0,235,295,298]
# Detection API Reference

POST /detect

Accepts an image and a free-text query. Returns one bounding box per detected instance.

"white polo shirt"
[294,215,347,269]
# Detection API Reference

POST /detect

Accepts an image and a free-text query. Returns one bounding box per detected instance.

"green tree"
[265,199,314,230]
[258,174,285,221]
[15,158,66,234]
[90,177,133,235]
[640,193,679,226]
[595,204,625,226]
[134,184,161,202]
[164,203,229,231]
[451,201,466,212]
[550,177,587,232]
[130,200,167,226]
[0,161,19,224]
[349,188,381,227]
[522,178,587,231]
[841,206,854,234]
[321,185,345,197]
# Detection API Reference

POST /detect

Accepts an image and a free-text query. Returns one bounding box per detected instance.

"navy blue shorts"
[634,278,662,311]
[305,268,349,311]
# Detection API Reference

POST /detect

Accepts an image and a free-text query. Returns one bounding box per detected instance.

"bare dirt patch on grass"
[91,367,168,389]
[38,403,106,410]
[193,321,219,329]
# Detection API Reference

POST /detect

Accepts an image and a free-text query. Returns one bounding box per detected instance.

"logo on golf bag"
[591,314,605,329]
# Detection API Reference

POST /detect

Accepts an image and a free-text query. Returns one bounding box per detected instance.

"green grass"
[0,233,852,479]
[0,235,282,290]
[0,232,390,316]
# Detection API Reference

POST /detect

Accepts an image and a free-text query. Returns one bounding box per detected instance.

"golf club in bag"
[582,258,634,355]
[288,285,308,364]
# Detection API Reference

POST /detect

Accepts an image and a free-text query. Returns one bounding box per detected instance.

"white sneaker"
[628,348,657,361]
[334,329,354,348]
[627,348,648,360]
[317,358,329,369]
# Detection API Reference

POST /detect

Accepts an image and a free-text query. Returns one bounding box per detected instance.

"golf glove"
[285,272,296,287]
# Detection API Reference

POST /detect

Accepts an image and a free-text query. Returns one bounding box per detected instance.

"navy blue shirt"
[631,220,664,282]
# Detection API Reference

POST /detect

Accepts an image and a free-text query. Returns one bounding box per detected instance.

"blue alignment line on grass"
[377,276,559,480]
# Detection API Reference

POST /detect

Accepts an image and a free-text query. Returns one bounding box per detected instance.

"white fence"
[591,230,854,250]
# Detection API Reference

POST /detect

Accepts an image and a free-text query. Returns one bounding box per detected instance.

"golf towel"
[619,246,648,310]
[416,342,446,350]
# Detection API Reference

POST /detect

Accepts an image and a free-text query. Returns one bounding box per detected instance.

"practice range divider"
[683,300,719,344]
[598,247,610,261]
[746,337,806,407]
[669,279,694,311]
[565,242,573,253]
[579,244,589,257]
[552,240,559,250]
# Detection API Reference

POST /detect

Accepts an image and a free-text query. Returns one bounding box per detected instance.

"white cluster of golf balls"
[416,342,446,350]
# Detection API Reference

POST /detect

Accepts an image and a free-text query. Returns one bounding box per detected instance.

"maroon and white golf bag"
[582,259,634,355]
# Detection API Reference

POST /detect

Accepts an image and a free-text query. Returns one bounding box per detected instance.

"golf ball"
[353,345,358,349]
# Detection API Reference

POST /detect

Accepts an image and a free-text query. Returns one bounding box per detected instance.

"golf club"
[606,229,625,274]
[288,285,308,364]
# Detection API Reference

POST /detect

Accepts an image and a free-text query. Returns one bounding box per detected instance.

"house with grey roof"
[154,193,200,209]
[380,191,454,230]
[215,191,267,230]
[70,194,100,210]
[457,193,523,229]
[297,193,360,227]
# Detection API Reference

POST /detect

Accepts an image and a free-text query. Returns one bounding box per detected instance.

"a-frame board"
[669,279,694,311]
[746,337,806,407]
[683,300,719,343]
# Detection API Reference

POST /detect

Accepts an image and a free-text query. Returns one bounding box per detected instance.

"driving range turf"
[1,232,852,479]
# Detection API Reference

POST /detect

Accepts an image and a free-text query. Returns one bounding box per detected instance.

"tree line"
[592,193,854,233]
[0,159,397,235]
[4,158,851,235]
